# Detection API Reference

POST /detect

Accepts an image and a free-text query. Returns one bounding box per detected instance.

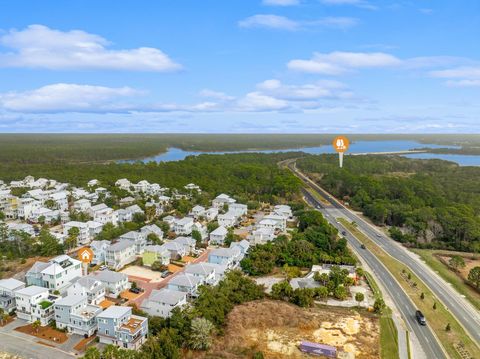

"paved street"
[0,320,75,359]
[292,163,448,359]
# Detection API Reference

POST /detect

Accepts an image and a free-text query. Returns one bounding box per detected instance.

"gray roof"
[72,276,106,292]
[202,262,227,275]
[55,295,85,307]
[0,278,25,291]
[26,261,50,275]
[108,239,134,251]
[92,270,127,283]
[98,305,131,319]
[90,240,110,251]
[147,288,186,305]
[15,285,47,296]
[185,263,215,276]
[210,247,238,258]
[168,273,202,288]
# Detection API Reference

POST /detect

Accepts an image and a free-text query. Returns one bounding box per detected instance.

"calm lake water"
[123,140,480,166]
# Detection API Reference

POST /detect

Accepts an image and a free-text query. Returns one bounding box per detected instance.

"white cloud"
[238,15,299,30]
[430,67,480,87]
[0,24,181,71]
[239,15,358,31]
[0,83,142,113]
[262,0,300,6]
[198,89,235,101]
[288,51,401,74]
[320,0,377,10]
[256,79,349,100]
[235,92,289,111]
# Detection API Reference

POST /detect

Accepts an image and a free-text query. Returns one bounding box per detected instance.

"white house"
[208,247,241,269]
[174,217,194,235]
[184,263,216,286]
[212,194,236,208]
[274,204,293,220]
[48,191,69,211]
[190,205,205,219]
[87,220,104,239]
[167,273,203,297]
[115,178,132,191]
[25,255,83,293]
[73,199,91,212]
[0,278,25,312]
[173,236,196,254]
[54,295,102,337]
[228,203,248,218]
[218,212,236,228]
[192,222,208,240]
[91,270,130,297]
[119,231,147,255]
[88,179,100,187]
[90,240,111,265]
[67,276,106,305]
[105,240,136,270]
[17,197,41,220]
[250,227,276,245]
[262,213,286,232]
[89,204,116,225]
[209,226,228,245]
[15,286,59,326]
[140,289,187,318]
[63,221,90,245]
[204,207,219,222]
[141,224,164,240]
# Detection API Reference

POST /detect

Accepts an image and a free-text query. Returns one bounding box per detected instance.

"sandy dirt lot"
[438,254,480,282]
[120,265,164,282]
[205,300,379,359]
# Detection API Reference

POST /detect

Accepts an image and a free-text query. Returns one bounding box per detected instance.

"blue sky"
[0,0,479,133]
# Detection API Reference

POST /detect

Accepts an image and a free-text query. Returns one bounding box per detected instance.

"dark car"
[360,244,366,249]
[416,310,426,325]
[341,231,347,235]
[161,270,172,278]
[129,287,141,294]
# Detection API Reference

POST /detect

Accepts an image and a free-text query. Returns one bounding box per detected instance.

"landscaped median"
[410,249,480,312]
[339,218,479,359]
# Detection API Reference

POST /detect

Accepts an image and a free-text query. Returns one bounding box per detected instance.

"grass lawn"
[363,265,399,359]
[410,248,480,312]
[339,218,479,359]
[380,316,399,359]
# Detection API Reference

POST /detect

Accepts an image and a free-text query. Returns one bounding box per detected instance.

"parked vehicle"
[129,287,142,294]
[99,265,107,271]
[161,270,171,278]
[416,310,426,325]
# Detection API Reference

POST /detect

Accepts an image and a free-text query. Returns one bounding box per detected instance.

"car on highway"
[341,230,347,235]
[360,244,366,249]
[416,310,426,325]
[376,233,382,237]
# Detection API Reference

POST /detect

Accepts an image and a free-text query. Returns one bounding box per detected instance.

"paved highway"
[284,160,448,359]
[289,162,480,349]
[302,189,446,359]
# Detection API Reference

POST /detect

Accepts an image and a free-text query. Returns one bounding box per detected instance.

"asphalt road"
[292,165,448,359]
[292,164,480,347]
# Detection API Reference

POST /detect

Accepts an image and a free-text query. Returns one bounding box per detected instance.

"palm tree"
[32,320,41,334]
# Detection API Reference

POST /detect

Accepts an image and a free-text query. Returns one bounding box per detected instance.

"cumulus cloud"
[0,83,142,113]
[288,51,401,74]
[238,14,358,31]
[262,0,300,6]
[256,79,350,100]
[0,24,181,71]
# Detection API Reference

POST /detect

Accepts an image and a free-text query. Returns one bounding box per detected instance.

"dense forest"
[0,153,302,203]
[1,133,479,164]
[297,154,480,252]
